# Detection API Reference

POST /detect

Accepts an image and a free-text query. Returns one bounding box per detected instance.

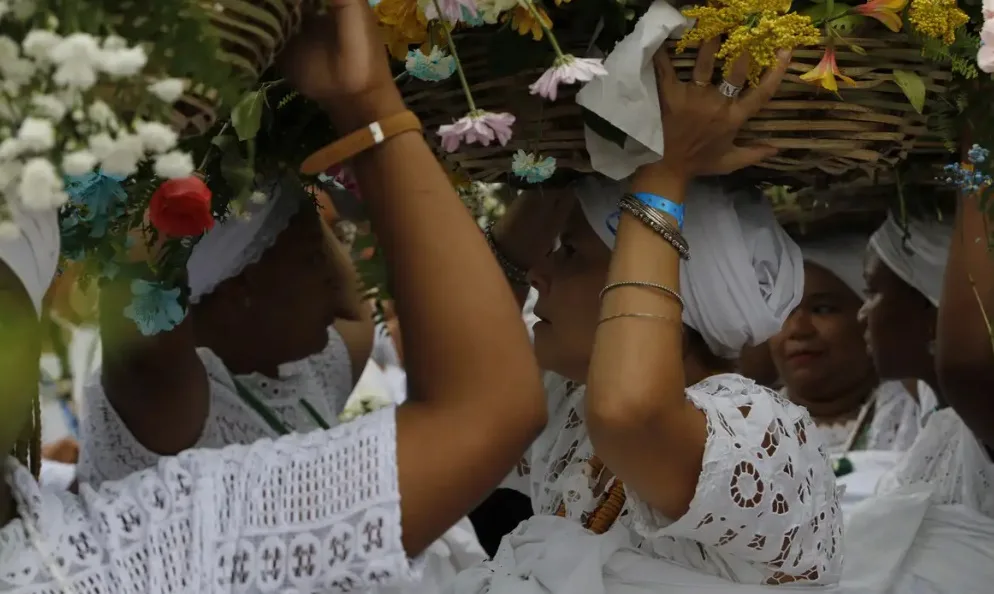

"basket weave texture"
[171,0,313,137]
[400,31,952,185]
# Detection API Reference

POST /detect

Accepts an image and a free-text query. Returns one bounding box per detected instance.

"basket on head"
[400,28,953,186]
[170,0,315,138]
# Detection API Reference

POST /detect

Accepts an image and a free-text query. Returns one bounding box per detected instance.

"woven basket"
[170,0,314,137]
[400,31,952,185]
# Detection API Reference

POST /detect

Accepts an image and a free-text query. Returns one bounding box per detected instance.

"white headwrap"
[798,234,869,301]
[187,176,303,303]
[0,202,60,318]
[576,176,804,358]
[868,213,952,307]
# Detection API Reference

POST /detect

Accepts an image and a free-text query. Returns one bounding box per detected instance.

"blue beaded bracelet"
[631,192,684,229]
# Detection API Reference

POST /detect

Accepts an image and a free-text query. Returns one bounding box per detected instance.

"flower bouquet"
[377,0,982,187]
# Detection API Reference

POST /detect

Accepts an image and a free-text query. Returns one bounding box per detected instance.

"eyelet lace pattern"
[876,407,994,517]
[0,408,414,594]
[78,327,353,485]
[503,372,843,586]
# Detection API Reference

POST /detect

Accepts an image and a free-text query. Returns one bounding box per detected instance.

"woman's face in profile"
[0,261,42,454]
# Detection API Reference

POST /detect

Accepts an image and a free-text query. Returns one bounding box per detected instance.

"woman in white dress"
[770,234,924,455]
[837,208,994,593]
[1,5,545,591]
[451,41,842,593]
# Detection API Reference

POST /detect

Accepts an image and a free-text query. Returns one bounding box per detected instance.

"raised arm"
[280,0,546,555]
[585,43,789,519]
[936,190,994,448]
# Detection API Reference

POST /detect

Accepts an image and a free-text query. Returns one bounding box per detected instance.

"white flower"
[153,150,194,179]
[49,33,107,89]
[19,157,67,209]
[1,57,35,89]
[62,150,97,176]
[86,100,118,129]
[96,133,143,177]
[11,0,36,20]
[16,117,55,151]
[475,0,518,23]
[0,35,19,62]
[0,138,21,160]
[0,221,20,240]
[31,94,67,120]
[250,190,267,204]
[99,46,147,78]
[148,78,185,104]
[102,35,127,51]
[134,120,177,154]
[21,29,61,61]
[0,161,21,191]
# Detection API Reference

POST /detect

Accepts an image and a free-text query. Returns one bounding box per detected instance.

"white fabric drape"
[868,213,952,307]
[799,234,869,300]
[575,176,803,358]
[0,203,59,317]
[186,176,302,302]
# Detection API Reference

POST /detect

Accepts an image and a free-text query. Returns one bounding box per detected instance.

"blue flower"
[123,279,186,336]
[939,161,992,193]
[62,171,128,238]
[968,144,989,165]
[405,47,456,82]
[461,6,485,26]
[511,150,557,183]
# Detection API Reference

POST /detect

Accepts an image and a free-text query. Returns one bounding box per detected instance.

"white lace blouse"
[504,372,843,586]
[78,326,354,484]
[876,407,994,517]
[0,408,414,593]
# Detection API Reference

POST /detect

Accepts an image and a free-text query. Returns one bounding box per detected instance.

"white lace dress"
[0,408,414,593]
[840,408,994,593]
[450,372,843,593]
[78,326,353,484]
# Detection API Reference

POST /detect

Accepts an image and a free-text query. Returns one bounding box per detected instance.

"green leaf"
[850,44,867,55]
[581,108,628,150]
[893,69,927,114]
[230,91,266,142]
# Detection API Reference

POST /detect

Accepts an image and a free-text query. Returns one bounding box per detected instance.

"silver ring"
[718,79,742,98]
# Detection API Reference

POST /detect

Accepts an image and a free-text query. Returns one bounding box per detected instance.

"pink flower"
[437,111,516,152]
[980,21,994,73]
[324,164,361,198]
[424,0,478,22]
[529,55,608,101]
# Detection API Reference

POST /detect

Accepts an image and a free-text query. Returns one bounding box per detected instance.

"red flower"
[149,177,215,237]
[325,164,361,199]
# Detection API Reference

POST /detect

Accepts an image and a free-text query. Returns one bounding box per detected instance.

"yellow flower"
[679,0,793,51]
[502,4,551,41]
[908,0,969,45]
[717,12,821,85]
[375,0,428,59]
[853,0,909,32]
[799,46,855,92]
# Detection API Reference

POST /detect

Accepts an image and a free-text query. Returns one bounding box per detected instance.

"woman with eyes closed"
[770,235,925,455]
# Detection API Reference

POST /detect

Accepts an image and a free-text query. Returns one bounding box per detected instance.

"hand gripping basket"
[399,29,952,186]
[170,0,315,137]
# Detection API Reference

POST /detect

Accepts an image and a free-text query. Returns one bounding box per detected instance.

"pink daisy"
[437,111,516,152]
[424,0,478,22]
[529,55,608,101]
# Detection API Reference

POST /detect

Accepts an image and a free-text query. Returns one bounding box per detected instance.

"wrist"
[325,88,407,135]
[632,160,690,203]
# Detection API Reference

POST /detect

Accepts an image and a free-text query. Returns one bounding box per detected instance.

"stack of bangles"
[599,192,688,327]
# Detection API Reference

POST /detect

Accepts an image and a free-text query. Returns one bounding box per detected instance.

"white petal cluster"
[0,10,197,227]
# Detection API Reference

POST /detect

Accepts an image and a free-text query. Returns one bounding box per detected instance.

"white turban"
[187,176,303,303]
[0,202,60,318]
[576,176,804,358]
[798,234,869,301]
[868,213,952,307]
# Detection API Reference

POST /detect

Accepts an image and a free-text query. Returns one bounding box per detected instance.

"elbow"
[585,384,679,443]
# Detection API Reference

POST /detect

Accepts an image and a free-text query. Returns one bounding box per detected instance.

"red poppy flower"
[148,177,215,237]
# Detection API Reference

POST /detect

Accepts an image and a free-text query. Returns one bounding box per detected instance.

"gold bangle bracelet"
[599,281,684,310]
[598,312,681,326]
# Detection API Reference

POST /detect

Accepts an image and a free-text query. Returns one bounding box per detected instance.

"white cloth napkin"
[575,1,690,180]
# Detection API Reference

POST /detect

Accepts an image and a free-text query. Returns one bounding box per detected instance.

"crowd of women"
[1,1,992,593]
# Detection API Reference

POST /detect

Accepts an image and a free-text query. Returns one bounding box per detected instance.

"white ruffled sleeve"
[1,408,415,593]
[625,374,843,585]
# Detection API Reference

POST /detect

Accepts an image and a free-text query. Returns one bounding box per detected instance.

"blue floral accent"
[62,171,128,238]
[123,279,186,336]
[968,144,989,165]
[405,48,456,82]
[511,150,557,183]
[939,144,992,192]
[461,6,485,26]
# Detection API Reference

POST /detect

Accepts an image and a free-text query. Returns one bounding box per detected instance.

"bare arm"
[936,191,994,448]
[584,44,788,519]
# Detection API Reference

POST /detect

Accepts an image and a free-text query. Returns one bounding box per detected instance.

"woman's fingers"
[690,38,720,86]
[653,44,679,86]
[734,50,791,124]
[723,53,750,89]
